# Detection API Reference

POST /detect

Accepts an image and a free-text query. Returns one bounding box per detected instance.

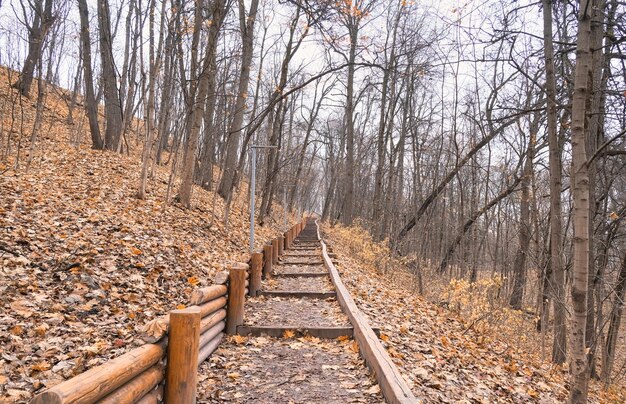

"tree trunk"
[97,0,123,151]
[542,0,567,365]
[13,0,54,96]
[569,1,593,401]
[509,125,535,310]
[77,0,103,150]
[601,252,626,383]
[341,24,358,226]
[217,0,260,201]
[179,0,227,208]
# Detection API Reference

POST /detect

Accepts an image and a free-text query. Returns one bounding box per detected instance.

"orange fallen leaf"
[349,341,360,353]
[31,362,51,372]
[130,247,143,255]
[187,276,200,286]
[232,335,247,345]
[441,335,451,347]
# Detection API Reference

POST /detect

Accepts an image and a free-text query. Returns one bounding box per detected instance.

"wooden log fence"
[31,219,307,404]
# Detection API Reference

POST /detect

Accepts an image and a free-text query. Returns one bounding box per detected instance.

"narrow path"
[198,221,384,403]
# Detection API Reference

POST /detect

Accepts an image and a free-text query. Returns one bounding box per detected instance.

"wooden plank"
[165,307,201,403]
[31,340,167,403]
[237,325,353,339]
[283,253,322,257]
[273,272,329,278]
[315,220,417,404]
[257,290,336,299]
[98,365,163,404]
[280,260,324,265]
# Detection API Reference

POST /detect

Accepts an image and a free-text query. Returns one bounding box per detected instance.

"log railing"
[31,219,307,404]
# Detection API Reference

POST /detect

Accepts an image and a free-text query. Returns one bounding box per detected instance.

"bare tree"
[568,0,594,401]
[97,0,123,151]
[12,0,55,96]
[77,0,103,150]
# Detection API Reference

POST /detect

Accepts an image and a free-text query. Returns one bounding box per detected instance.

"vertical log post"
[284,231,289,250]
[278,235,284,257]
[263,244,273,278]
[249,252,263,297]
[226,263,248,335]
[272,239,279,264]
[165,307,201,403]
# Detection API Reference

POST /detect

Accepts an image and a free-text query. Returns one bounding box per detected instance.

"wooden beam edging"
[314,220,417,404]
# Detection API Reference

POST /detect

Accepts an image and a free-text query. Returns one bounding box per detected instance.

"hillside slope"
[0,69,291,401]
[323,224,626,404]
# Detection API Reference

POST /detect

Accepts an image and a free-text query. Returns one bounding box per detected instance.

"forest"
[0,0,625,402]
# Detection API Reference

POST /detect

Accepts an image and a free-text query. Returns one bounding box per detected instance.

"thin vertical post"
[272,239,279,264]
[165,307,201,403]
[283,187,287,230]
[226,263,247,334]
[249,252,263,296]
[249,147,256,253]
[263,244,273,278]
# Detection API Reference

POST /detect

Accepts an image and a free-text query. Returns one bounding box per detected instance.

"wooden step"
[280,260,324,265]
[236,325,381,338]
[283,253,322,257]
[273,272,329,278]
[237,325,353,339]
[257,290,336,299]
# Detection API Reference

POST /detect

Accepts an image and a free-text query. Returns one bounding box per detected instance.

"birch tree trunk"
[542,0,567,365]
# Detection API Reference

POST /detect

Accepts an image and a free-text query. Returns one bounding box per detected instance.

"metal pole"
[249,147,256,253]
[283,187,287,230]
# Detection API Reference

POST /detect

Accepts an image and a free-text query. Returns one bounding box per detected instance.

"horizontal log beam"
[197,296,227,318]
[197,333,224,366]
[200,309,226,334]
[98,365,164,404]
[199,321,225,348]
[135,384,163,404]
[190,285,227,305]
[31,339,167,404]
